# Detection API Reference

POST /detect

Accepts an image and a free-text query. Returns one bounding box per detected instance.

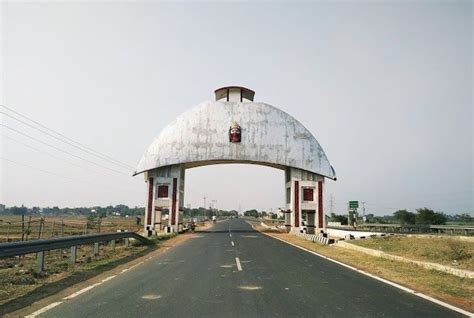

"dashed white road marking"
[25,301,63,318]
[229,233,232,237]
[142,294,162,300]
[238,286,262,291]
[231,241,235,246]
[235,257,242,271]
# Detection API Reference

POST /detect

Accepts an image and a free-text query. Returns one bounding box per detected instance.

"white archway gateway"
[135,87,336,235]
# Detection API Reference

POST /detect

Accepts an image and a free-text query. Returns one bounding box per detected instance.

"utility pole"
[329,194,335,215]
[212,200,217,216]
[203,196,207,217]
[362,201,366,222]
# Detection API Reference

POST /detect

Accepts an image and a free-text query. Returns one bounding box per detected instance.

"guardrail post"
[37,251,45,273]
[110,240,115,249]
[70,246,77,264]
[94,242,100,256]
[125,238,130,247]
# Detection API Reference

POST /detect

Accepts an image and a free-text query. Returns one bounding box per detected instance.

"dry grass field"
[350,236,473,271]
[0,215,141,242]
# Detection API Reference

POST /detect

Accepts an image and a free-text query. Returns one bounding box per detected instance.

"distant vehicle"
[212,216,216,223]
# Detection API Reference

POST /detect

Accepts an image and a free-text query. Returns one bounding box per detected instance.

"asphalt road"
[42,219,464,318]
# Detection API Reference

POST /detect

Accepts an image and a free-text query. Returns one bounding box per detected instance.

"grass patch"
[350,236,473,271]
[149,232,177,243]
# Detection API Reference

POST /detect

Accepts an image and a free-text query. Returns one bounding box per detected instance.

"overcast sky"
[1,1,472,216]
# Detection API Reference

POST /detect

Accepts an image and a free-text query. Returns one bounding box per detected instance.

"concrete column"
[284,210,291,232]
[110,240,116,249]
[154,209,162,232]
[70,246,77,264]
[293,180,300,228]
[37,251,45,273]
[306,211,316,234]
[286,168,303,233]
[94,242,100,256]
[125,238,130,247]
[317,180,324,230]
[144,175,155,236]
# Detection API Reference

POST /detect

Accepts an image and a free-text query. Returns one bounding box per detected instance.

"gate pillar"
[285,168,325,233]
[144,164,185,233]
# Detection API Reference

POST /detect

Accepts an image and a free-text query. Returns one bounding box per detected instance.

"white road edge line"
[29,259,149,317]
[235,257,242,271]
[62,283,101,300]
[24,301,63,318]
[258,229,473,317]
[231,241,235,246]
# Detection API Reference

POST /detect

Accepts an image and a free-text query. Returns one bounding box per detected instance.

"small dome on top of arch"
[214,86,255,102]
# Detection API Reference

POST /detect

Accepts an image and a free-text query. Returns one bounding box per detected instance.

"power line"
[1,123,130,176]
[1,105,134,170]
[3,134,120,177]
[1,157,93,185]
[3,134,85,170]
[2,156,144,196]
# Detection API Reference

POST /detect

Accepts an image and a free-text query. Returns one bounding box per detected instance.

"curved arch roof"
[135,101,336,179]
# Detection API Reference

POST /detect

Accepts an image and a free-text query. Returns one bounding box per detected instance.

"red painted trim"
[303,188,314,201]
[171,178,177,226]
[318,181,323,228]
[294,181,299,227]
[146,178,154,226]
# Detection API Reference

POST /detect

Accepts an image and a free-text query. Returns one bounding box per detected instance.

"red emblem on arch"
[229,121,241,143]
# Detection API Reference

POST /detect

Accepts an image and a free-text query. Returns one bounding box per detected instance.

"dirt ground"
[350,235,473,271]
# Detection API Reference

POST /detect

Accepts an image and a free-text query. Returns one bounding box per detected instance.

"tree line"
[2,205,145,217]
[1,205,239,218]
[329,208,472,225]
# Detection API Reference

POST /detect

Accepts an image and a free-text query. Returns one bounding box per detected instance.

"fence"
[0,216,141,242]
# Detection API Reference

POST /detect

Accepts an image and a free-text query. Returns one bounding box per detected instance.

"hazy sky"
[1,1,472,215]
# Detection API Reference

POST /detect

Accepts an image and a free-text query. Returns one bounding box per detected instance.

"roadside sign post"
[348,201,359,226]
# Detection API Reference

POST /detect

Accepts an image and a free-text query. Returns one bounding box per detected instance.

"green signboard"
[349,201,359,209]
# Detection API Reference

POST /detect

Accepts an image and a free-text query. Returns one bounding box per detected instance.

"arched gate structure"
[134,87,336,235]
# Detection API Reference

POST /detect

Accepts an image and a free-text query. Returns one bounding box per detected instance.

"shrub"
[447,240,471,261]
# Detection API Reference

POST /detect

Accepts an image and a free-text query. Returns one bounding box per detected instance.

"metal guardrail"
[0,232,150,258]
[0,232,151,272]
